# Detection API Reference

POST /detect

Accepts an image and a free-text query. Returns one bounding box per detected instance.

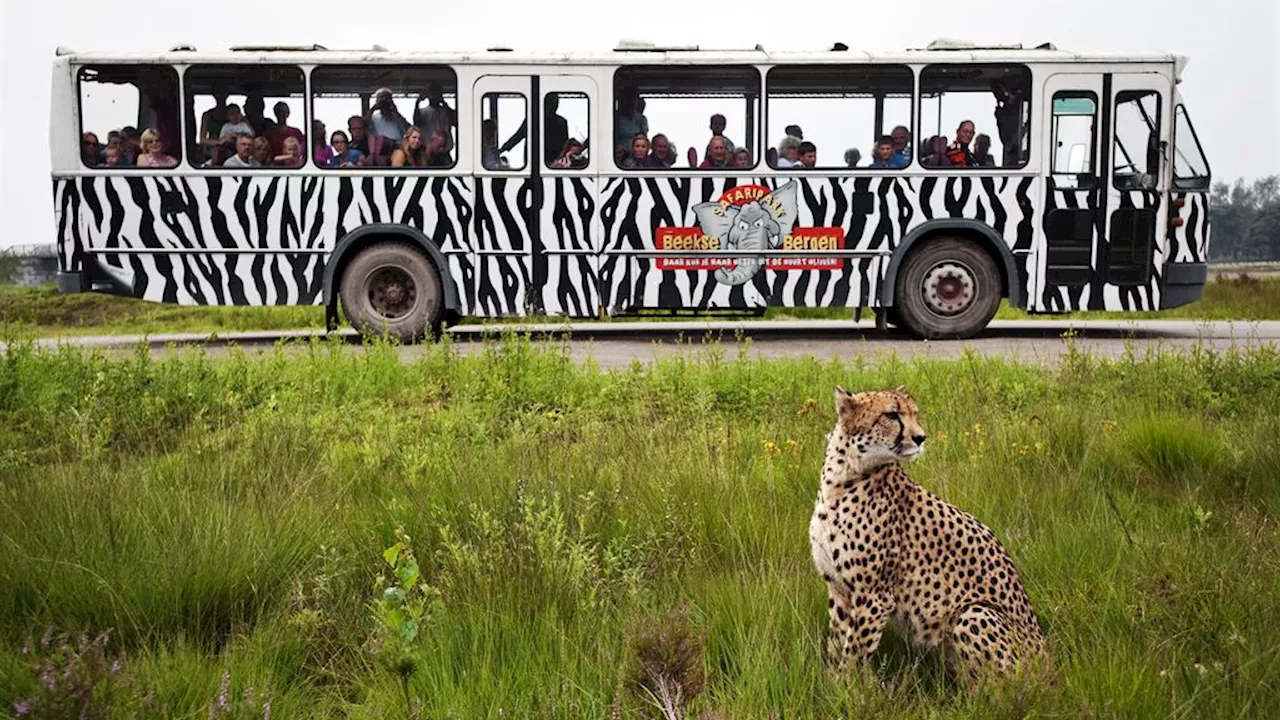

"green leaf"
[398,618,419,643]
[383,542,405,568]
[395,558,420,588]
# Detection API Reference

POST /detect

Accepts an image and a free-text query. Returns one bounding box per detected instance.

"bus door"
[1038,73,1171,311]
[471,75,539,316]
[537,75,601,317]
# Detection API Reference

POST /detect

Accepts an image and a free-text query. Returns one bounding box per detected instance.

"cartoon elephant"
[692,181,799,286]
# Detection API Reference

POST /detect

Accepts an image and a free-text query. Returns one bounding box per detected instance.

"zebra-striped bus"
[51,38,1212,341]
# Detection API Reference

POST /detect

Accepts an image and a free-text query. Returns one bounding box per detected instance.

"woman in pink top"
[136,129,177,168]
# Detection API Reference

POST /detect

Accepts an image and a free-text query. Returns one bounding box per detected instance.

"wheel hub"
[367,266,418,319]
[921,261,977,316]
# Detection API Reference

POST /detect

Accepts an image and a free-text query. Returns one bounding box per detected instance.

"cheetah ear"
[834,386,859,416]
[895,384,907,394]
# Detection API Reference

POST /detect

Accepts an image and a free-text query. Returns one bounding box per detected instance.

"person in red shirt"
[946,120,979,167]
[267,102,305,157]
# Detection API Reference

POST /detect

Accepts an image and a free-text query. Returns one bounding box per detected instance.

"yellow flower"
[785,439,800,456]
[763,440,781,457]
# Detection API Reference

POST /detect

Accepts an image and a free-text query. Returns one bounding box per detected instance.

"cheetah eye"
[884,411,899,421]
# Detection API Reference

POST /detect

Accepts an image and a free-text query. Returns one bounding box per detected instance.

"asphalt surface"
[7,319,1279,369]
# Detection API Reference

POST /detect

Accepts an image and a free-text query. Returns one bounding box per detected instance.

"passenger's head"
[274,102,290,123]
[226,104,244,124]
[785,124,803,140]
[956,120,975,146]
[140,128,165,156]
[251,136,271,164]
[330,131,350,152]
[82,133,100,160]
[425,128,447,155]
[234,133,253,160]
[846,147,863,167]
[650,133,670,160]
[875,136,893,161]
[282,135,301,159]
[798,141,816,167]
[733,147,751,167]
[244,95,265,118]
[779,135,801,162]
[104,146,121,166]
[630,133,649,161]
[374,87,394,109]
[891,125,910,151]
[347,116,366,141]
[707,135,728,164]
[424,82,442,104]
[402,125,422,150]
[561,138,583,159]
[710,113,727,135]
[975,133,991,155]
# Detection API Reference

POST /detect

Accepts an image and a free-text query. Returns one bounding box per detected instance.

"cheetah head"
[832,385,928,467]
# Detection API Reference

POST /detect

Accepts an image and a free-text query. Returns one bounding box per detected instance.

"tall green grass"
[1,333,1279,717]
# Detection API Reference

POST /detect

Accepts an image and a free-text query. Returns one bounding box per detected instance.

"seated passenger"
[973,133,995,167]
[391,126,429,167]
[945,120,978,167]
[700,135,731,168]
[273,136,305,168]
[222,134,260,167]
[136,129,178,168]
[798,142,816,168]
[347,116,388,164]
[844,147,862,168]
[551,138,586,168]
[324,131,364,168]
[920,135,948,167]
[890,125,913,166]
[424,129,450,167]
[621,133,656,169]
[81,133,103,166]
[252,137,274,167]
[869,137,897,168]
[774,135,801,168]
[732,147,752,167]
[267,102,305,156]
[103,145,122,167]
[649,133,675,167]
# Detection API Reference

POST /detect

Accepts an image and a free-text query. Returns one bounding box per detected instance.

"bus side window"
[1050,92,1098,189]
[185,64,307,169]
[77,64,181,170]
[1113,90,1162,190]
[545,92,590,169]
[918,63,1032,169]
[482,92,528,171]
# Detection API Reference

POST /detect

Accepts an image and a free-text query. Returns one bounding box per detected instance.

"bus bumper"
[1161,262,1208,309]
[56,271,85,293]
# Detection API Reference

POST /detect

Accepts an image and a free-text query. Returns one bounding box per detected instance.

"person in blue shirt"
[324,131,364,168]
[870,136,908,169]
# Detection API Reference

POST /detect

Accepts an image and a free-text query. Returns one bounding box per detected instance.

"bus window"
[1113,90,1162,190]
[613,65,760,170]
[1172,104,1211,190]
[765,64,912,170]
[1050,92,1098,189]
[185,65,306,169]
[545,92,590,169]
[919,64,1032,169]
[482,93,528,171]
[77,65,180,170]
[311,66,457,169]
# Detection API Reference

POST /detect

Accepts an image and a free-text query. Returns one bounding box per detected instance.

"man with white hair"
[775,135,802,168]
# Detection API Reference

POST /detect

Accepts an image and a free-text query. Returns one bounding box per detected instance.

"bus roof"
[54,40,1188,72]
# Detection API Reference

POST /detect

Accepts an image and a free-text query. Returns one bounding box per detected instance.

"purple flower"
[14,699,32,717]
[110,659,122,674]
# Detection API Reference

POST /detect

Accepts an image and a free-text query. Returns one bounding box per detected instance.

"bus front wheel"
[339,243,444,343]
[894,238,1002,340]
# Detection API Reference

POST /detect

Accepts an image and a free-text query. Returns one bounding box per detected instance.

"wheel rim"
[364,265,419,320]
[920,260,978,316]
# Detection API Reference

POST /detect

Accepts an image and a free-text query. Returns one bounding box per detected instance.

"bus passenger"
[390,126,428,167]
[845,148,862,168]
[136,129,177,168]
[946,120,978,167]
[222,134,260,167]
[869,137,897,168]
[649,133,675,167]
[620,133,653,168]
[775,135,801,168]
[413,82,455,160]
[700,136,731,168]
[367,88,409,143]
[324,131,364,168]
[890,125,912,166]
[251,137,273,167]
[732,147,751,167]
[973,133,995,167]
[798,142,816,168]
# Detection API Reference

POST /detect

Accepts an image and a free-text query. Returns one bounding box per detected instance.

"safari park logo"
[654,181,846,285]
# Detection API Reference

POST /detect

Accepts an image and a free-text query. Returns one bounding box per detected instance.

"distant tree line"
[1209,176,1280,263]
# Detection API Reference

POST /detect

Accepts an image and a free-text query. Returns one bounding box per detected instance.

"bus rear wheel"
[339,243,443,344]
[894,238,1001,340]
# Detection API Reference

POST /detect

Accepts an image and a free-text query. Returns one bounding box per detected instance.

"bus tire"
[338,242,444,343]
[894,237,1001,340]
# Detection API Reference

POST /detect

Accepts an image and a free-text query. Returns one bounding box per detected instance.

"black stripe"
[1092,73,1113,308]
[530,75,545,314]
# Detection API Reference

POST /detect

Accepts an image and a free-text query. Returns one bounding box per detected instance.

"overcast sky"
[2,0,1277,250]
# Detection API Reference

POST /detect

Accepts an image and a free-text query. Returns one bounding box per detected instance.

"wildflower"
[785,439,799,456]
[762,440,781,457]
[1194,663,1208,676]
[14,700,32,717]
[110,659,122,674]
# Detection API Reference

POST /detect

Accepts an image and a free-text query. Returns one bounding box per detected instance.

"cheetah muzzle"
[808,385,1046,681]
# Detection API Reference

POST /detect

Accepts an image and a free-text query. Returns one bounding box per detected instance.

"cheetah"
[809,385,1045,680]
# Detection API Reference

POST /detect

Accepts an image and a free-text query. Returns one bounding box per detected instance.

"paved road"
[8,319,1279,370]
